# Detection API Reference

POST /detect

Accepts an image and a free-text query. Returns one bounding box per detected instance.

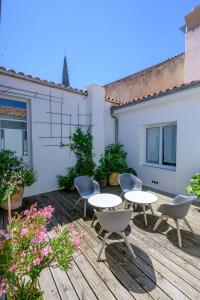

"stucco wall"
[184,26,200,83]
[0,75,106,196]
[114,86,200,195]
[105,54,185,102]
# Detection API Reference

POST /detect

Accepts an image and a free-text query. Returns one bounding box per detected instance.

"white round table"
[124,191,158,226]
[88,193,122,209]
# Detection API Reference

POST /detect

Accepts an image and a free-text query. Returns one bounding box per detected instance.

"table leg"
[150,204,154,216]
[143,204,147,227]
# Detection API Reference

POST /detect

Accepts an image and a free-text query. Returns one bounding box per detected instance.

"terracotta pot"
[98,179,107,188]
[108,173,120,186]
[1,187,24,210]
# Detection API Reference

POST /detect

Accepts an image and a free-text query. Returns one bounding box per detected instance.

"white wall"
[114,87,200,195]
[0,75,106,196]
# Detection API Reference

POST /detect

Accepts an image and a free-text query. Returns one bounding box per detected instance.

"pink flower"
[8,263,16,272]
[38,206,54,219]
[41,245,52,257]
[19,251,26,258]
[20,227,29,238]
[0,280,6,297]
[0,230,4,237]
[32,227,49,244]
[33,256,42,266]
[74,239,80,251]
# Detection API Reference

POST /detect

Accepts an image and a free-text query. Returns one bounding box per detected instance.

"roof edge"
[111,80,200,112]
[0,67,87,96]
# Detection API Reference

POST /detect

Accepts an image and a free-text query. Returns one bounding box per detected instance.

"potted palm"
[104,144,127,185]
[0,150,36,211]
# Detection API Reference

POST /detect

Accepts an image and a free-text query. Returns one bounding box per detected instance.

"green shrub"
[187,173,200,197]
[57,167,77,189]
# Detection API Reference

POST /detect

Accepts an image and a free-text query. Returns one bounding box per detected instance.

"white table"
[88,193,122,209]
[124,191,158,226]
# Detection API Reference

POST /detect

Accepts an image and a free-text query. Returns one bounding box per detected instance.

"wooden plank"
[132,213,200,271]
[50,267,79,300]
[77,219,190,300]
[128,233,199,300]
[39,268,61,300]
[54,193,184,300]
[75,253,117,300]
[67,260,98,300]
[131,218,200,280]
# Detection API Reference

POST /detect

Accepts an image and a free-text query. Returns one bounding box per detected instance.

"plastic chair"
[96,210,136,261]
[153,195,197,248]
[118,173,142,207]
[74,176,100,218]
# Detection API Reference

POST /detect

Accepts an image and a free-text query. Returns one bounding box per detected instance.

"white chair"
[118,173,142,208]
[96,210,136,261]
[153,195,197,248]
[74,176,100,218]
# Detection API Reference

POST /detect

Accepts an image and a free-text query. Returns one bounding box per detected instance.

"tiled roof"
[111,80,200,111]
[105,96,123,106]
[104,53,184,86]
[0,106,26,118]
[0,66,87,95]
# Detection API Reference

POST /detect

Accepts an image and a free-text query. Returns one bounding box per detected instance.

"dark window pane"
[162,125,177,166]
[146,127,160,164]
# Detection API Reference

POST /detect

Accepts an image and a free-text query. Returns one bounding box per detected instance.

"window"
[0,98,28,157]
[146,124,177,168]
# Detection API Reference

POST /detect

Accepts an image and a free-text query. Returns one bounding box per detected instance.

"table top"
[88,193,122,208]
[124,191,158,204]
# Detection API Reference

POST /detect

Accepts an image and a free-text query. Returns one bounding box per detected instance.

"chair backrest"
[74,176,95,197]
[118,173,142,192]
[168,194,197,219]
[96,210,133,233]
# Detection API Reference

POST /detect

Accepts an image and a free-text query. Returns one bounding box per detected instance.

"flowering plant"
[0,204,84,299]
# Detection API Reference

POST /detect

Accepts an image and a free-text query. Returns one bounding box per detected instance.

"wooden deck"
[1,186,200,300]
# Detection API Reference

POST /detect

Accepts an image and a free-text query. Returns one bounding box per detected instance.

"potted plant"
[104,144,127,185]
[0,204,84,299]
[94,155,108,187]
[187,172,200,198]
[57,167,77,191]
[0,150,36,210]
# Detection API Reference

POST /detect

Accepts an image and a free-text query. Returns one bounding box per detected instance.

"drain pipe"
[111,109,118,144]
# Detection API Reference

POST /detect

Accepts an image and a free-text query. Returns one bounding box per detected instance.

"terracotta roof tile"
[0,66,87,95]
[112,80,200,111]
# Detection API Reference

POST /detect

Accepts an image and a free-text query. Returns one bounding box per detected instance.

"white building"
[1,6,200,196]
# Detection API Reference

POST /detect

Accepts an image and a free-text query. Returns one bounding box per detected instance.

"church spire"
[62,56,69,87]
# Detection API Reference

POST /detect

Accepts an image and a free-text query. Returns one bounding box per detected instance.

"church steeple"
[62,56,69,87]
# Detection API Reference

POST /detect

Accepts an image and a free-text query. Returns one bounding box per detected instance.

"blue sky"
[0,1,199,89]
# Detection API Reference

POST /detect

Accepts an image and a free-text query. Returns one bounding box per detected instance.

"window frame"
[0,96,32,166]
[145,122,177,170]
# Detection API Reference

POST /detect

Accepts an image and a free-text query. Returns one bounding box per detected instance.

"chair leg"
[91,211,97,227]
[83,200,87,219]
[73,197,82,209]
[175,219,182,248]
[149,204,154,216]
[143,204,148,227]
[122,231,136,259]
[98,227,103,237]
[97,232,110,261]
[183,217,194,233]
[153,213,165,231]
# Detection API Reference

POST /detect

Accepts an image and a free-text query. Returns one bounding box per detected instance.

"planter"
[108,173,120,186]
[1,187,24,210]
[98,178,107,188]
